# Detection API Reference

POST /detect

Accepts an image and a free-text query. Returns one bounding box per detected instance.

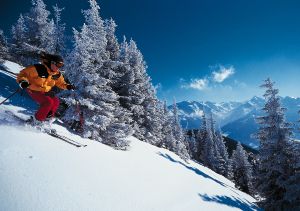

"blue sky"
[2,0,300,103]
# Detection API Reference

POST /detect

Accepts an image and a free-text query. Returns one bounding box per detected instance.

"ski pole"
[0,88,21,106]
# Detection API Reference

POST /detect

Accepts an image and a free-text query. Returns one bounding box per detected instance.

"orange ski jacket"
[17,64,69,93]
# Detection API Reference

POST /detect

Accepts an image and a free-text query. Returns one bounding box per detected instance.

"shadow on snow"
[198,194,261,211]
[0,70,37,113]
[158,152,226,187]
[158,152,261,211]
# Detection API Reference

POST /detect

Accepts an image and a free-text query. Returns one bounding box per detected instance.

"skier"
[16,52,74,124]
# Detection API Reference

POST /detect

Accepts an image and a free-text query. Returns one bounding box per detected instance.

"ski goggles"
[51,61,64,68]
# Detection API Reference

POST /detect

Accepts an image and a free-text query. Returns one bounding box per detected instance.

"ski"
[44,129,87,147]
[5,110,87,147]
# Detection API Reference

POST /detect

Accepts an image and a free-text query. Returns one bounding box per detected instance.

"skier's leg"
[36,97,54,121]
[27,90,54,121]
[50,96,60,117]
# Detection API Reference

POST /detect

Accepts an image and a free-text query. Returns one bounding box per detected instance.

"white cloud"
[180,64,235,91]
[182,78,209,90]
[190,78,209,90]
[212,66,235,83]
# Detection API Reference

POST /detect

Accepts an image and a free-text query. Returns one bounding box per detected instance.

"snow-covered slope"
[0,124,259,211]
[0,61,259,210]
[1,60,23,75]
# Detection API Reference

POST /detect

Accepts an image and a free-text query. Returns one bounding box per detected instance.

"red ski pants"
[27,90,60,121]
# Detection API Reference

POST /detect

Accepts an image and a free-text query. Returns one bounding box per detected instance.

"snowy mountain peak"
[173,96,300,149]
[248,96,264,103]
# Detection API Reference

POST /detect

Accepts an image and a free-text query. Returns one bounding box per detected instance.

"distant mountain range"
[171,96,300,149]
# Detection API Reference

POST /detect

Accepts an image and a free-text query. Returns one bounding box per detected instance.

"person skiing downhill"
[16,52,74,123]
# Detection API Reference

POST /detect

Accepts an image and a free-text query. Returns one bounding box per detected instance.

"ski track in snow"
[0,61,260,211]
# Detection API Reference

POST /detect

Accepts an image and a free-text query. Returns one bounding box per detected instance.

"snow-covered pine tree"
[226,158,234,181]
[114,37,163,144]
[197,113,218,170]
[52,4,66,55]
[114,37,146,140]
[256,78,298,210]
[102,18,123,85]
[144,98,164,146]
[112,36,130,92]
[187,129,197,159]
[283,141,300,209]
[11,14,29,64]
[202,117,217,170]
[102,19,133,129]
[11,0,55,65]
[207,114,226,175]
[0,30,9,63]
[104,18,120,61]
[119,36,129,63]
[196,113,208,163]
[26,0,55,59]
[282,113,300,209]
[160,101,176,150]
[171,100,190,161]
[142,87,164,146]
[215,126,232,179]
[62,0,132,150]
[127,39,163,144]
[231,142,254,194]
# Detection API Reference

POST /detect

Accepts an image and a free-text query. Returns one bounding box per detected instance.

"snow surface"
[0,61,260,211]
[2,60,24,74]
[0,124,259,211]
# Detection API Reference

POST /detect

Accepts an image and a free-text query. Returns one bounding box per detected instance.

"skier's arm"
[17,67,30,83]
[16,66,35,88]
[55,74,74,90]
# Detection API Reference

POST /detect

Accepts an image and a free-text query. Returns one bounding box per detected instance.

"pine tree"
[199,113,217,170]
[114,38,164,144]
[215,127,232,179]
[196,113,208,163]
[161,101,176,150]
[11,14,29,64]
[231,142,254,194]
[112,36,130,92]
[207,115,226,175]
[187,129,197,159]
[204,124,217,170]
[104,18,120,61]
[52,4,66,55]
[11,0,55,65]
[142,87,164,146]
[282,114,300,209]
[119,36,129,64]
[114,38,146,140]
[62,0,132,150]
[0,30,9,63]
[171,100,190,161]
[283,141,300,209]
[256,78,298,210]
[195,112,231,176]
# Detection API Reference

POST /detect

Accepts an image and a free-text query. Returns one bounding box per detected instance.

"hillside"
[0,123,260,211]
[0,61,260,211]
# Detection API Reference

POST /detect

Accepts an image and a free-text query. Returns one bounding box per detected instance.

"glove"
[66,84,75,90]
[19,80,30,89]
